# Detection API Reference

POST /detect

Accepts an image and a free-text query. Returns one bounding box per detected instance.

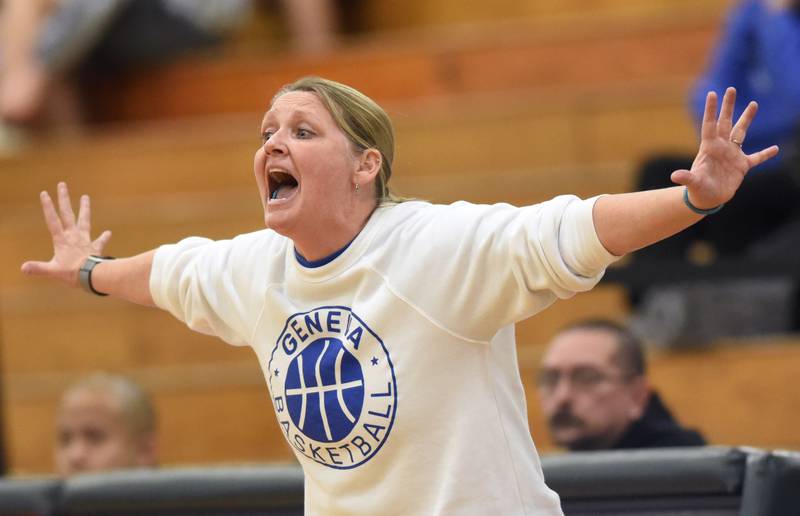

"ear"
[354,148,382,188]
[627,377,650,420]
[137,432,158,467]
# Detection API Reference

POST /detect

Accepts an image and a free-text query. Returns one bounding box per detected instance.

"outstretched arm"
[20,182,156,306]
[593,87,780,257]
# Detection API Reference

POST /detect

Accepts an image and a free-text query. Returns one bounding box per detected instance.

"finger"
[746,145,780,168]
[57,182,77,230]
[40,190,65,237]
[92,230,112,253]
[76,194,91,233]
[670,169,696,187]
[20,260,57,277]
[700,91,718,140]
[731,101,758,144]
[716,87,736,138]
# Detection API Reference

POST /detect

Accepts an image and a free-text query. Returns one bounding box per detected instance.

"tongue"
[274,184,296,200]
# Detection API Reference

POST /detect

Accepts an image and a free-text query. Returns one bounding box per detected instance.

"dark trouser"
[631,154,800,329]
[78,0,219,74]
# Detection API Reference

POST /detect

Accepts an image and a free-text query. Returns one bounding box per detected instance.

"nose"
[549,375,575,406]
[63,441,89,474]
[263,129,286,156]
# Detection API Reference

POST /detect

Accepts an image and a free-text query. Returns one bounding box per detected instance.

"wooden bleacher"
[3,0,799,475]
[89,4,723,124]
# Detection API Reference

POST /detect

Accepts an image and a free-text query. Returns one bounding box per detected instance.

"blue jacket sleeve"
[690,0,758,124]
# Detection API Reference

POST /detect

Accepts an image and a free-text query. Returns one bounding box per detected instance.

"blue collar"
[294,239,353,268]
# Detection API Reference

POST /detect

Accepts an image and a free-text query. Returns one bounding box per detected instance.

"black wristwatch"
[78,255,115,296]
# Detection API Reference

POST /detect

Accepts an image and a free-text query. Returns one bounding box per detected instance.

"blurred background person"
[0,0,266,154]
[55,372,157,476]
[537,320,706,451]
[0,0,255,121]
[0,0,251,154]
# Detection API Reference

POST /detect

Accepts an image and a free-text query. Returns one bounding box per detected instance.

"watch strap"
[78,255,115,296]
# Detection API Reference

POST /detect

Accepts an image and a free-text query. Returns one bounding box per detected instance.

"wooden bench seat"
[86,10,721,123]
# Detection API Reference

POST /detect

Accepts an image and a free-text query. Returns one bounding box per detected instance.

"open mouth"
[267,169,299,203]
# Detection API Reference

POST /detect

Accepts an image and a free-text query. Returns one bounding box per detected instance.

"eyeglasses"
[536,367,633,394]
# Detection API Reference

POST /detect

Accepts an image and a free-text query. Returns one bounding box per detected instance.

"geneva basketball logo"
[285,337,364,442]
[268,306,397,469]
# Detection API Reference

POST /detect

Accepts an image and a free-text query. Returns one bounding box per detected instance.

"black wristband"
[78,255,115,296]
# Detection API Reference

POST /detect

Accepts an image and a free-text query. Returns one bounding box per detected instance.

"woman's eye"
[296,128,312,139]
[261,131,274,143]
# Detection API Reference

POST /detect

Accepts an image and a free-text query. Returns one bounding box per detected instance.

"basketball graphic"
[268,306,397,469]
[285,337,365,442]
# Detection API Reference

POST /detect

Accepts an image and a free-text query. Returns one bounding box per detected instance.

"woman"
[22,77,776,515]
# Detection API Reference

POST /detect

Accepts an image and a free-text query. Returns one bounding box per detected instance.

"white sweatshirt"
[150,196,618,515]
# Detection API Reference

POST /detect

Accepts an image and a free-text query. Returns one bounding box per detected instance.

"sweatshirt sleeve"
[382,196,619,343]
[149,233,269,346]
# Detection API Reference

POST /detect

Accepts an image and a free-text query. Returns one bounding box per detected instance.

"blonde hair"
[63,372,156,439]
[273,76,407,204]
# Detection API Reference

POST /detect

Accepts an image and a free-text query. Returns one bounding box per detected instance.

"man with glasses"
[536,320,705,451]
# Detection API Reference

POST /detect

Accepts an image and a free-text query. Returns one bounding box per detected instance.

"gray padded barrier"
[739,449,800,516]
[0,448,797,515]
[57,465,303,516]
[541,447,747,515]
[0,478,61,516]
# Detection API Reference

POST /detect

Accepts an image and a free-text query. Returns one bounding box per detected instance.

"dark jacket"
[612,392,706,449]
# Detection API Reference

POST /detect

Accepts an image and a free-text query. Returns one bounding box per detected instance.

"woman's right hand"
[21,182,112,287]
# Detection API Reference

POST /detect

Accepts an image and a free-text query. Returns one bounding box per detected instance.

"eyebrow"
[262,108,322,128]
[539,364,607,372]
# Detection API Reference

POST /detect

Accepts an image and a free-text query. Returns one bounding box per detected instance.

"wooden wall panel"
[393,104,579,181]
[155,386,295,465]
[4,399,58,476]
[363,0,732,30]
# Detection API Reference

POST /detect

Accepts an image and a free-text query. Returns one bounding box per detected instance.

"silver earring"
[355,183,360,192]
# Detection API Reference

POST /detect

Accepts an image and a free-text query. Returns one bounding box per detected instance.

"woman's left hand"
[671,87,779,210]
